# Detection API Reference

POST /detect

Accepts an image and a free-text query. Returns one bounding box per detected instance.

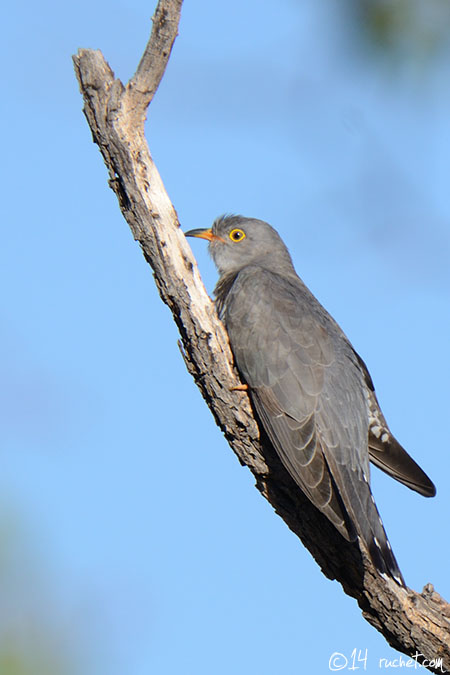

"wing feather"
[221,265,406,584]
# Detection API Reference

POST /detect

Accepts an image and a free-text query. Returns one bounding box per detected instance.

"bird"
[185,215,436,587]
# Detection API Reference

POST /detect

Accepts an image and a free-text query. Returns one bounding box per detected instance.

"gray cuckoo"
[185,215,435,586]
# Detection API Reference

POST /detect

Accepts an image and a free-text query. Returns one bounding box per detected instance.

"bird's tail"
[366,529,405,588]
[331,466,406,587]
[359,485,406,587]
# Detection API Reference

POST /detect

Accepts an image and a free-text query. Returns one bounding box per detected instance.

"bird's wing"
[223,267,405,584]
[366,391,436,497]
[350,350,436,497]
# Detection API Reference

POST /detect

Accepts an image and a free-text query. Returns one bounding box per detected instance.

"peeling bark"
[72,1,450,670]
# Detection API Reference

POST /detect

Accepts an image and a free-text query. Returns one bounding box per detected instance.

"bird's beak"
[185,228,224,242]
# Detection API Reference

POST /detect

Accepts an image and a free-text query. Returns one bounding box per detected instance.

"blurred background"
[1,0,450,673]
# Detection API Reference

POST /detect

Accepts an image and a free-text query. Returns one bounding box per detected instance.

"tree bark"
[72,1,450,670]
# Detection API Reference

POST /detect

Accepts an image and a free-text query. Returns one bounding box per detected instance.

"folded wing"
[221,266,407,585]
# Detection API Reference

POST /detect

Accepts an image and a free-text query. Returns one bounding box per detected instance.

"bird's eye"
[229,228,246,242]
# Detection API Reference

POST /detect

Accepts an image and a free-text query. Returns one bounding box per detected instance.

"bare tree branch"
[72,1,450,670]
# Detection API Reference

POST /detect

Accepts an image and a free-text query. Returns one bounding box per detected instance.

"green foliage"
[0,512,78,675]
[345,0,450,64]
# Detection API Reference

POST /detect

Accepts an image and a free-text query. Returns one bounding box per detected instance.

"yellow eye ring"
[229,228,246,242]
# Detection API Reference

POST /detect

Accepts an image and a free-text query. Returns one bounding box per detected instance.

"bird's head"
[185,215,295,277]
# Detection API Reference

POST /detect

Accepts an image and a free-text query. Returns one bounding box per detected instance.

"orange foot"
[230,383,248,392]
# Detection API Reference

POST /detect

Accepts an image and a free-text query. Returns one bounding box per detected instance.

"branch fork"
[73,2,450,669]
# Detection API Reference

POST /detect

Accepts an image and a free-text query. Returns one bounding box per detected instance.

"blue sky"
[1,0,450,673]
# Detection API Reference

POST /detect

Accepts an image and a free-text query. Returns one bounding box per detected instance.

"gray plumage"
[185,215,436,586]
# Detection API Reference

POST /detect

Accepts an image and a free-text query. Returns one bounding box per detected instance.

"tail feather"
[367,533,405,587]
[325,453,406,586]
[359,479,406,587]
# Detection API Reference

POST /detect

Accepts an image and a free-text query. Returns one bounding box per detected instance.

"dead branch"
[72,1,450,670]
